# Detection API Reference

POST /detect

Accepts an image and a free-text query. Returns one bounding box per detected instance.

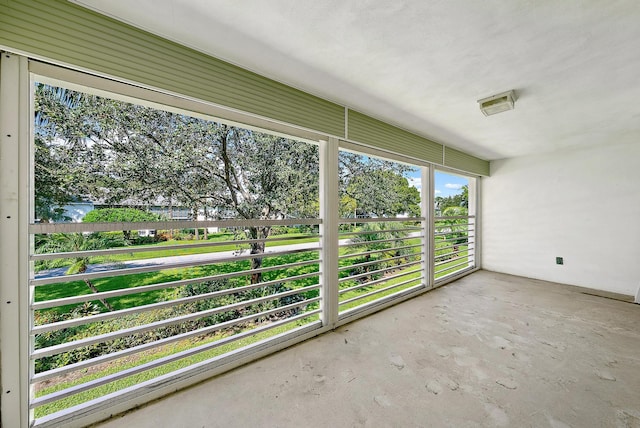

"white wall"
[482,141,640,296]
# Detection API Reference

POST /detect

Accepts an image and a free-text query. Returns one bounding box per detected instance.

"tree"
[34,85,91,221]
[435,185,468,214]
[201,126,319,282]
[439,206,469,251]
[34,84,419,285]
[338,152,419,218]
[35,85,319,283]
[348,222,409,281]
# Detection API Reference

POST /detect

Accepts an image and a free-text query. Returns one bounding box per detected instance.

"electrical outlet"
[556,257,563,265]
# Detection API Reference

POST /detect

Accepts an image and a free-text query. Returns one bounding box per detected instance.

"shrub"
[34,280,309,373]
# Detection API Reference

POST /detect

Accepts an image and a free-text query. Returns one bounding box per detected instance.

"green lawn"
[35,252,320,315]
[111,232,319,261]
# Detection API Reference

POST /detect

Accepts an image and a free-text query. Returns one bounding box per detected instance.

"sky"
[407,169,469,198]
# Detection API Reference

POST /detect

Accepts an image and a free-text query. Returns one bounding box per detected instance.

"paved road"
[36,232,421,280]
[36,240,333,279]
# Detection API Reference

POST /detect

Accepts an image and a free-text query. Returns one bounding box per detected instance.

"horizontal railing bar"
[434,225,474,230]
[338,259,422,283]
[434,230,473,235]
[339,278,424,306]
[30,218,322,234]
[436,231,476,236]
[32,287,317,359]
[435,236,475,246]
[433,250,473,267]
[32,276,321,334]
[32,246,321,287]
[31,304,322,402]
[434,216,475,220]
[435,243,474,253]
[32,259,320,310]
[435,249,471,261]
[434,253,472,267]
[338,227,421,237]
[338,252,422,272]
[433,223,474,229]
[434,236,475,244]
[434,231,473,238]
[338,243,423,261]
[338,217,424,224]
[339,267,422,295]
[31,234,321,261]
[31,299,321,383]
[435,260,475,274]
[340,236,423,248]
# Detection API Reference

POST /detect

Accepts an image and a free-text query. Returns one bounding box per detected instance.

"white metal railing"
[433,215,476,280]
[337,218,426,317]
[30,219,322,421]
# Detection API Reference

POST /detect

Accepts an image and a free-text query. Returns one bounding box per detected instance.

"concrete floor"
[97,271,640,428]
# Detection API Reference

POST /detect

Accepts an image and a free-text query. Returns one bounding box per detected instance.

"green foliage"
[83,208,159,223]
[435,185,468,213]
[269,226,299,236]
[34,85,88,221]
[438,206,469,244]
[34,278,308,373]
[350,222,409,248]
[83,208,159,241]
[341,223,413,283]
[338,152,420,217]
[34,83,321,222]
[34,83,324,282]
[34,313,320,418]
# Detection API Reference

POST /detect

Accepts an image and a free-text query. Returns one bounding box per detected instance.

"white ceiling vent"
[478,90,516,116]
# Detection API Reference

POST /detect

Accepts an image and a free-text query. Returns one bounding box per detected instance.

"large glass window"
[337,149,426,316]
[31,82,322,420]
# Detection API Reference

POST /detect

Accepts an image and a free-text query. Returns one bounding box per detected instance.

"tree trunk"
[192,206,199,240]
[168,202,174,239]
[83,279,114,311]
[203,206,209,240]
[248,226,270,284]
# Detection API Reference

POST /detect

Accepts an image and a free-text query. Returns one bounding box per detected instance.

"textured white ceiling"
[73,0,640,160]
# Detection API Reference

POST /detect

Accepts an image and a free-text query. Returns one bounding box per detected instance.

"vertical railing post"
[319,137,339,328]
[0,51,31,428]
[422,165,434,288]
[469,176,479,269]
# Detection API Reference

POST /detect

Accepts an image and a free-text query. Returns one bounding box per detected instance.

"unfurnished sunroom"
[1,1,639,427]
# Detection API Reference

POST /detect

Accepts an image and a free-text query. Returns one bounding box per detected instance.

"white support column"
[421,165,434,288]
[0,52,31,428]
[319,137,339,328]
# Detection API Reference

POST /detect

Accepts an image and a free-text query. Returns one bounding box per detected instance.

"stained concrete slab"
[96,271,640,427]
